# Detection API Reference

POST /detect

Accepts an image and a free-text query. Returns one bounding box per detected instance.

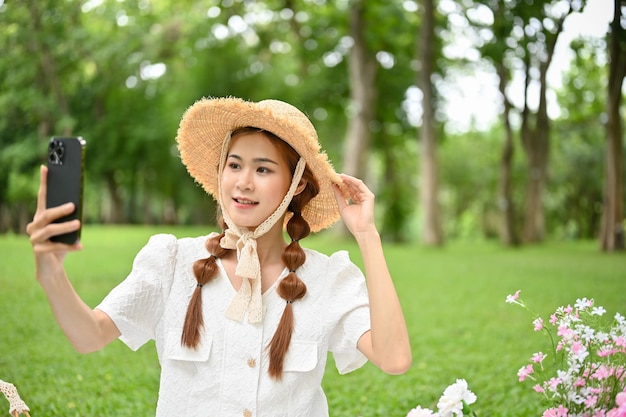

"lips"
[233,197,258,206]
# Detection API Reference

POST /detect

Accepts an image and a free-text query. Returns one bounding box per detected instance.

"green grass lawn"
[1,225,624,416]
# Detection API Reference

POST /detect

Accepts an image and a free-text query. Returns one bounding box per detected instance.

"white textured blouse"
[96,233,371,417]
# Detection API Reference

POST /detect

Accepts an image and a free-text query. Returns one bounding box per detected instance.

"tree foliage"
[0,0,622,246]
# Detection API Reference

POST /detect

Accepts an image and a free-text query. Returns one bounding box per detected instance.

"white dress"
[96,233,371,417]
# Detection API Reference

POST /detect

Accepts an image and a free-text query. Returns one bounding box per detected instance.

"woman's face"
[220,131,292,230]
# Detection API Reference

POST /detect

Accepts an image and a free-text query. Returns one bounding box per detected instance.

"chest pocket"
[164,328,212,362]
[283,340,319,372]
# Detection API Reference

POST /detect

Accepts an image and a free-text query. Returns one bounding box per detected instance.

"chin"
[229,217,261,231]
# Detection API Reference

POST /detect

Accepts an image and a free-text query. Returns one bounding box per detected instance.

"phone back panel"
[46,137,86,244]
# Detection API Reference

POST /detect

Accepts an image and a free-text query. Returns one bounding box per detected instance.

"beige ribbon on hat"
[217,133,306,323]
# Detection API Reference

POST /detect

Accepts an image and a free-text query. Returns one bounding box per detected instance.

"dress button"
[243,409,252,417]
[247,358,256,368]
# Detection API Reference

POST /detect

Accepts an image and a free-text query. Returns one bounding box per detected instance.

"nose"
[236,168,254,191]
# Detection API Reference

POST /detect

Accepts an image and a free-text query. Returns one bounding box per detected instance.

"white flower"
[591,306,607,316]
[436,379,477,417]
[596,331,609,343]
[557,369,573,386]
[406,406,439,417]
[615,313,626,334]
[567,390,585,405]
[575,298,593,310]
[578,325,595,341]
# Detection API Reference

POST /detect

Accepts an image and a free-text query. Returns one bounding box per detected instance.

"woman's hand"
[332,173,377,237]
[26,165,82,277]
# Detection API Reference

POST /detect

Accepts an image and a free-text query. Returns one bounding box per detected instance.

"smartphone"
[46,136,86,244]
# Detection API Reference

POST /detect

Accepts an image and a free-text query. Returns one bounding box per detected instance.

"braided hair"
[267,164,319,379]
[181,219,230,348]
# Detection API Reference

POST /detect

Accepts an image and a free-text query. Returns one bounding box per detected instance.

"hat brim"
[176,97,343,233]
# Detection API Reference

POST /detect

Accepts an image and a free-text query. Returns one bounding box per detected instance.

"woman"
[27,97,411,416]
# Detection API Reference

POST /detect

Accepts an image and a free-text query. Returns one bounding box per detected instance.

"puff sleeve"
[325,251,371,374]
[96,233,178,351]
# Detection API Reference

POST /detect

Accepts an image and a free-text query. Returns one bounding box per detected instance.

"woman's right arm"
[26,165,120,353]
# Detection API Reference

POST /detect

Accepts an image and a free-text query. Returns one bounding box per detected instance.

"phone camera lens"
[48,140,65,165]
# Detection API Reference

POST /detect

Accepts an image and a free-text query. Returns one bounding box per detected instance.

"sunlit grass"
[1,226,624,416]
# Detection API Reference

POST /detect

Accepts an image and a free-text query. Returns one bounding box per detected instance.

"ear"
[294,178,307,196]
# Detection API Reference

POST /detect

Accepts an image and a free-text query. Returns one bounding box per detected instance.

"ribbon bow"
[221,228,264,323]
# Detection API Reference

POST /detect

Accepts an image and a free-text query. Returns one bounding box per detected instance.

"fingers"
[26,202,79,246]
[332,182,348,211]
[337,174,374,203]
[27,165,83,255]
[29,218,80,245]
[36,165,48,213]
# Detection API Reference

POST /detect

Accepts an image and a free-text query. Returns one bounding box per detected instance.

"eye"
[227,162,241,170]
[257,166,272,174]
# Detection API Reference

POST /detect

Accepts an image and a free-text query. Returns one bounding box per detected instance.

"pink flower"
[608,406,626,417]
[518,364,534,382]
[548,377,561,390]
[507,293,626,417]
[585,395,598,407]
[543,405,569,417]
[598,347,618,357]
[506,290,521,304]
[555,405,569,416]
[571,341,586,356]
[534,318,544,331]
[558,325,573,338]
[592,365,611,380]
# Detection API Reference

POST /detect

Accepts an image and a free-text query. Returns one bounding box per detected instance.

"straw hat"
[176,97,343,233]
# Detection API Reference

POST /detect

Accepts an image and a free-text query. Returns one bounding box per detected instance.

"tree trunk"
[496,62,520,246]
[381,133,409,242]
[520,9,568,243]
[600,0,626,251]
[104,173,124,223]
[25,0,73,136]
[522,61,550,243]
[0,204,10,233]
[418,0,443,246]
[342,0,377,180]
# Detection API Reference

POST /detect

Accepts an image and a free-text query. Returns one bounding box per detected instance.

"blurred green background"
[1,0,625,415]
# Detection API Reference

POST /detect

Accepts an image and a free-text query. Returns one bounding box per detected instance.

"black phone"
[46,136,86,244]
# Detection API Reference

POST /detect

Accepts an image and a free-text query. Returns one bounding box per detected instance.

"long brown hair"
[180,127,320,380]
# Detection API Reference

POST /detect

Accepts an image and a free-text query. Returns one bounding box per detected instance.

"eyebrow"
[227,154,280,165]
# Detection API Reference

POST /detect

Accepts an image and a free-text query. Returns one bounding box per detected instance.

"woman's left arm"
[333,174,412,375]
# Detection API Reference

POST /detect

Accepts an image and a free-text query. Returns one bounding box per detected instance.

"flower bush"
[406,379,477,417]
[506,290,626,417]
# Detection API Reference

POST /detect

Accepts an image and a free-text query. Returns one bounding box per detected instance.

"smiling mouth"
[233,198,258,205]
